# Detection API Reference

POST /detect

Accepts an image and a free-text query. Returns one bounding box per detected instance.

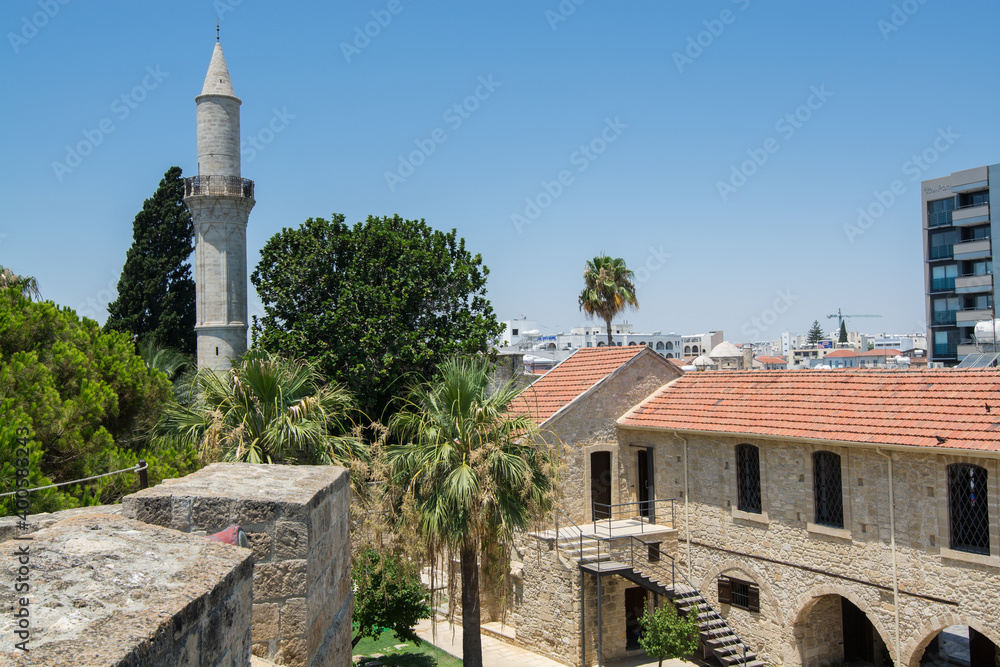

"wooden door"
[591,451,611,520]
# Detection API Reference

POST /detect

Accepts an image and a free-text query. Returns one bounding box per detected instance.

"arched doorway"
[914,625,998,667]
[793,594,890,666]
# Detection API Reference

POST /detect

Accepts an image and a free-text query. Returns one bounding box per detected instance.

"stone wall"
[625,429,1000,666]
[123,462,351,667]
[0,513,253,666]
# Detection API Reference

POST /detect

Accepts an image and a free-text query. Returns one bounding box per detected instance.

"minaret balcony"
[184,175,254,199]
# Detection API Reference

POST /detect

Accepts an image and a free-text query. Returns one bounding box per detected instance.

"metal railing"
[591,498,675,536]
[183,175,254,199]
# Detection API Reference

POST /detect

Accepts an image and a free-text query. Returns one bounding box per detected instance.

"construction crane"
[827,308,882,332]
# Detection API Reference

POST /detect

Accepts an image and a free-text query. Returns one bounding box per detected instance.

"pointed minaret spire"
[200,42,238,98]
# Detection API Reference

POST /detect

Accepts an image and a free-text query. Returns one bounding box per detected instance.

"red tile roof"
[825,350,858,358]
[620,369,1000,452]
[862,348,903,356]
[514,346,650,424]
[756,356,787,364]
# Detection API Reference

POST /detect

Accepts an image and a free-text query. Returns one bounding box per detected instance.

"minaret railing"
[184,175,254,199]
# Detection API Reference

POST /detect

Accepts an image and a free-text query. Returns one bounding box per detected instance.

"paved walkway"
[413,617,693,667]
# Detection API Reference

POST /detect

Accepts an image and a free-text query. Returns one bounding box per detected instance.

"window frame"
[947,463,991,555]
[717,576,760,613]
[735,444,762,514]
[812,450,844,529]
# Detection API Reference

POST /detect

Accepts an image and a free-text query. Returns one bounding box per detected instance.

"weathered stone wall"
[123,462,351,667]
[515,537,583,665]
[0,513,253,666]
[627,429,1000,666]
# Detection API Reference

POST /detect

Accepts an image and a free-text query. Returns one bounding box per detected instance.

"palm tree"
[386,356,554,667]
[0,266,41,301]
[156,348,364,466]
[578,255,638,346]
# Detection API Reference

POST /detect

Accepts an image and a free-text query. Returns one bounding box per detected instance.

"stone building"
[183,41,255,370]
[510,359,1000,667]
[619,369,1000,667]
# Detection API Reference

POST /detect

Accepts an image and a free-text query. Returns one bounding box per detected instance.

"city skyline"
[2,1,998,342]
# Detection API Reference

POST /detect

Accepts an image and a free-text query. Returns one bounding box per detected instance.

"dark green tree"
[807,320,825,346]
[105,166,195,354]
[0,287,195,513]
[251,214,503,418]
[351,546,432,648]
[637,602,700,666]
[838,320,848,344]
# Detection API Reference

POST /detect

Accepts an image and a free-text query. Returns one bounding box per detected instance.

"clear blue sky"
[2,1,998,342]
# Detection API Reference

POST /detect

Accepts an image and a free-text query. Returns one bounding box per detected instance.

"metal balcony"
[183,175,254,199]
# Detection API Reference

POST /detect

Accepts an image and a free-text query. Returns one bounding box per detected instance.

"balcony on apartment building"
[957,308,995,324]
[955,273,993,293]
[952,203,991,226]
[953,239,992,261]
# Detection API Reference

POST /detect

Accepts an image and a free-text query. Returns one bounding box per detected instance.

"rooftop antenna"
[216,21,220,42]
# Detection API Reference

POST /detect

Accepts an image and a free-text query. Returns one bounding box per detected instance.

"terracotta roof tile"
[824,350,858,358]
[514,346,650,424]
[620,369,1000,452]
[756,356,788,364]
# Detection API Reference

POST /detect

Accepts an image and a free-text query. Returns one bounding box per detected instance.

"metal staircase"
[550,508,764,667]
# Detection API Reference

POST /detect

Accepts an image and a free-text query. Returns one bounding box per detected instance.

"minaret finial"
[216,22,220,42]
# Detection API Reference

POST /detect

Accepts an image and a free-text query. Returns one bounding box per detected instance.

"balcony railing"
[931,277,956,292]
[184,175,254,199]
[929,245,954,260]
[932,311,957,325]
[928,210,953,227]
[934,343,958,358]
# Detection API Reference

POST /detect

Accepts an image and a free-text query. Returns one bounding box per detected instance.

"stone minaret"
[183,42,254,370]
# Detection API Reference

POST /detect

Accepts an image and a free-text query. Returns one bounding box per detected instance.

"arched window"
[684,345,690,354]
[813,451,843,528]
[736,444,761,514]
[665,342,673,350]
[655,341,664,350]
[628,341,637,346]
[692,345,699,354]
[948,463,990,554]
[597,341,606,347]
[665,353,673,358]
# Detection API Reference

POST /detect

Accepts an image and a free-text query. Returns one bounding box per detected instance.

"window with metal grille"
[717,577,760,612]
[736,444,761,513]
[813,451,843,528]
[948,463,991,555]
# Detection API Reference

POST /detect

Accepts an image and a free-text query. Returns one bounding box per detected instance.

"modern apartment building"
[923,164,998,365]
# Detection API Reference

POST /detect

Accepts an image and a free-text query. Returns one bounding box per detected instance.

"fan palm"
[578,254,639,346]
[0,266,41,301]
[156,348,364,466]
[386,356,553,667]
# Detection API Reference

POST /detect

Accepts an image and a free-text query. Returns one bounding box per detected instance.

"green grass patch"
[353,628,463,667]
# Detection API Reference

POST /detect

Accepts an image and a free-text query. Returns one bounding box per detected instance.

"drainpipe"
[673,431,692,578]
[876,448,901,666]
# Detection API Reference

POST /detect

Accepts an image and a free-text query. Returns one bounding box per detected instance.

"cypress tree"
[106,166,195,354]
[838,320,848,343]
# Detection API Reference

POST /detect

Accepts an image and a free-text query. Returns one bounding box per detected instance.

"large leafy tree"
[578,255,639,346]
[105,166,196,354]
[386,356,554,667]
[156,348,364,467]
[0,287,190,513]
[351,546,432,648]
[251,214,502,419]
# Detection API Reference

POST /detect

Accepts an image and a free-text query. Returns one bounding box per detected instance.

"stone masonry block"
[275,520,309,559]
[281,597,308,638]
[253,603,279,643]
[254,559,307,600]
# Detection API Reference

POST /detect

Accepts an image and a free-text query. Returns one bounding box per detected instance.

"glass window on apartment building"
[928,197,956,226]
[932,264,957,291]
[933,297,960,324]
[958,190,989,209]
[930,229,959,260]
[934,330,959,357]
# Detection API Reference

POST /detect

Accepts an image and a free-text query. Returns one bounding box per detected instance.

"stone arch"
[902,613,1000,667]
[698,558,783,622]
[785,584,896,666]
